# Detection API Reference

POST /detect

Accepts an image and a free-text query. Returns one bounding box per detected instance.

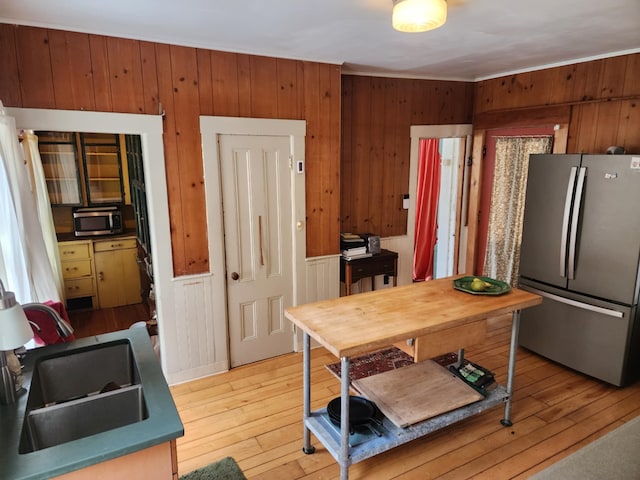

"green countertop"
[0,328,184,480]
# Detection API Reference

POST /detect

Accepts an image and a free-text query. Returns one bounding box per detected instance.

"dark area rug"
[180,457,246,480]
[325,346,458,382]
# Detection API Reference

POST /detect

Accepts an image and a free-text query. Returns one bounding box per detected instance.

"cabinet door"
[81,133,125,205]
[94,241,141,308]
[37,131,82,205]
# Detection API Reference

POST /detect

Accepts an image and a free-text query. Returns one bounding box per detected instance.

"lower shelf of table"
[305,384,508,465]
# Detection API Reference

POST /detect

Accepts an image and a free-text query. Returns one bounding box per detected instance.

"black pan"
[327,396,377,431]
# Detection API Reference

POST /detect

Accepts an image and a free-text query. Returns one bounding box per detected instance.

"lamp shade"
[392,0,447,33]
[0,281,34,350]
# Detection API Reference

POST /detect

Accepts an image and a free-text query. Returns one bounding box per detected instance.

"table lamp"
[0,279,34,404]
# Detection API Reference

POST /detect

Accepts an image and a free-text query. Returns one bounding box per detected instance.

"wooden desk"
[340,249,398,295]
[285,276,542,480]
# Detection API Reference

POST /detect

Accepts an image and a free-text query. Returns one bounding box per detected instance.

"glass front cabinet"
[37,131,82,205]
[37,131,126,206]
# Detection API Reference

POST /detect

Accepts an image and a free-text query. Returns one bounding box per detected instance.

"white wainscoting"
[165,257,342,385]
[305,254,340,303]
[163,273,229,385]
[381,236,413,286]
[294,254,341,350]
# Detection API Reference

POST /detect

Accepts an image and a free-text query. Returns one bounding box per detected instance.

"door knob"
[231,272,240,280]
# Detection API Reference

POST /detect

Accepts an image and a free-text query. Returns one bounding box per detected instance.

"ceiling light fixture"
[392,0,447,33]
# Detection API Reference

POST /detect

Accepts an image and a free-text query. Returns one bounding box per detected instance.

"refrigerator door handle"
[560,167,578,278]
[520,285,624,318]
[568,167,586,280]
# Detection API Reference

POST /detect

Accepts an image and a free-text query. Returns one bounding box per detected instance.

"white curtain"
[0,101,60,303]
[22,131,64,300]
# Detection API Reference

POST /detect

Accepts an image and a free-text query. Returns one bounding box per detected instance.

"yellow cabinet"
[94,237,141,308]
[58,240,97,309]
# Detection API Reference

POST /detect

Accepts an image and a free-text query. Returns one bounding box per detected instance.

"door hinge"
[289,156,294,169]
[482,146,487,158]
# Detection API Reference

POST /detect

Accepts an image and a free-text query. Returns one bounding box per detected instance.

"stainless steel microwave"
[73,206,123,237]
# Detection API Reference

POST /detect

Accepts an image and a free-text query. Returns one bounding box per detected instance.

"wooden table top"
[285,276,542,359]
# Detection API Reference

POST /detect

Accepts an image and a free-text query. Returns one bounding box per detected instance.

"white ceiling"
[1,0,639,81]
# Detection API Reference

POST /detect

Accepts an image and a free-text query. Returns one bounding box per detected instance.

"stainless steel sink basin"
[19,385,147,453]
[19,340,148,454]
[26,340,141,407]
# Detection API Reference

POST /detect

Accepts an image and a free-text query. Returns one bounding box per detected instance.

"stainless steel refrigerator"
[518,154,640,386]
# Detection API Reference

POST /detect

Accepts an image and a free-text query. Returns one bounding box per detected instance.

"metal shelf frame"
[301,310,522,480]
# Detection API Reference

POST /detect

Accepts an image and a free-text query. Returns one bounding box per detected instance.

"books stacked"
[341,233,372,260]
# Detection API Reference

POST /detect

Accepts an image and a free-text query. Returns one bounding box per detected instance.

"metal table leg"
[302,332,315,454]
[340,356,351,480]
[501,309,521,427]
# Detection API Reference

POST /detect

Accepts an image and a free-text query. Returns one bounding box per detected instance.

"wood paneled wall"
[474,53,640,153]
[2,22,637,273]
[0,24,341,275]
[341,75,474,238]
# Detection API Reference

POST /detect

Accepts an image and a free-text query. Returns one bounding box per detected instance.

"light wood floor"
[170,314,640,479]
[69,309,640,478]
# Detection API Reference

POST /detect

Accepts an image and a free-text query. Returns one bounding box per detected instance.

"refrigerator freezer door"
[519,154,581,288]
[519,283,638,386]
[568,155,640,305]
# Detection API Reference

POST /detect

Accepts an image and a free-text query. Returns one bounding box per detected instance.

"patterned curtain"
[483,136,552,286]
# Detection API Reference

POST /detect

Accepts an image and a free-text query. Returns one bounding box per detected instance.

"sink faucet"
[22,303,74,339]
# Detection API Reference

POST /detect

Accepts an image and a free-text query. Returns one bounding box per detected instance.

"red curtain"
[413,138,441,281]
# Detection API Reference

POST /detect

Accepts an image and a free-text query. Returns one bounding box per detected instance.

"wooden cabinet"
[94,237,141,308]
[52,440,178,480]
[58,240,97,310]
[340,249,398,296]
[80,133,127,205]
[37,131,128,206]
[38,132,82,205]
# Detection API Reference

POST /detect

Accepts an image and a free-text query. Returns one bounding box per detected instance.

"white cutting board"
[353,360,483,428]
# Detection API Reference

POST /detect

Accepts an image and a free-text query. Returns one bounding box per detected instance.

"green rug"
[180,457,247,480]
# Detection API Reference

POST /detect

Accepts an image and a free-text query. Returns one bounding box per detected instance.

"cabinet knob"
[231,272,240,281]
[98,272,104,281]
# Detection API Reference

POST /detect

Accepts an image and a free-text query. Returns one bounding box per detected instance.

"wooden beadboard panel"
[276,57,303,120]
[196,48,214,116]
[303,62,342,258]
[139,41,160,115]
[473,105,571,131]
[105,36,146,114]
[88,35,114,112]
[567,100,637,154]
[14,26,56,109]
[0,25,22,106]
[474,53,639,113]
[617,100,640,153]
[48,30,96,111]
[169,45,208,276]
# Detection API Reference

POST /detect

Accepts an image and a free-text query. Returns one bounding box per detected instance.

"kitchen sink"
[18,340,148,454]
[25,340,141,407]
[19,385,146,453]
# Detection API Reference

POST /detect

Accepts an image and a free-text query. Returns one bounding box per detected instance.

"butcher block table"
[284,276,542,480]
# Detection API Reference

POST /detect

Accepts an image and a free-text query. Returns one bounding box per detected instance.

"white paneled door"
[219,134,294,367]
